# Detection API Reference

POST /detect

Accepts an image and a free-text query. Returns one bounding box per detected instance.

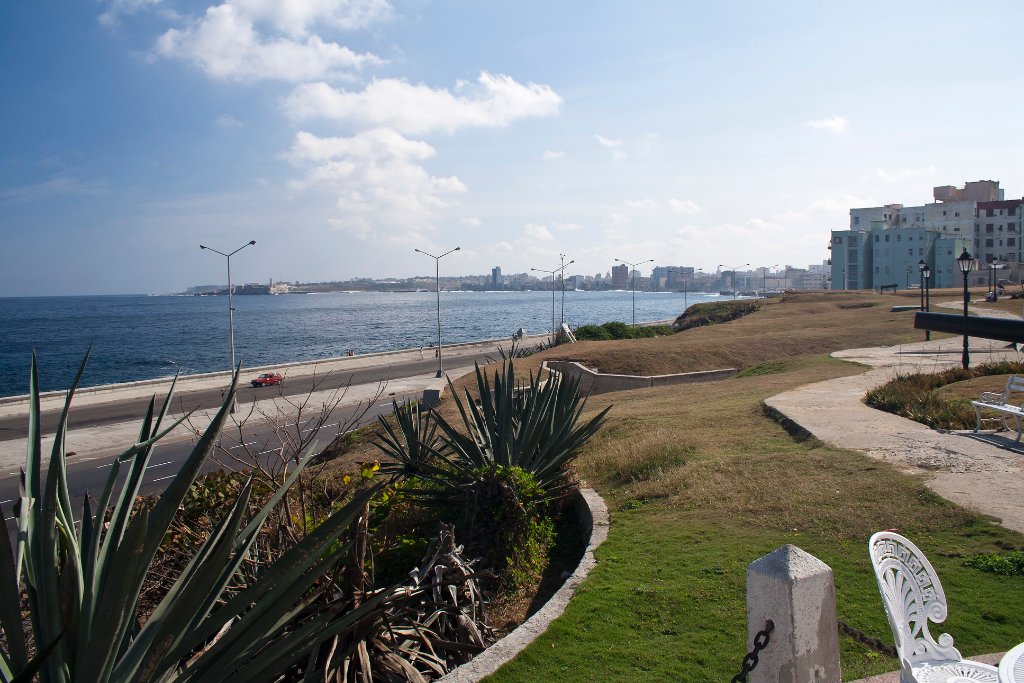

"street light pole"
[414,246,460,378]
[559,254,574,329]
[532,258,573,343]
[200,240,256,413]
[718,263,750,300]
[922,264,931,341]
[957,249,973,369]
[615,258,653,326]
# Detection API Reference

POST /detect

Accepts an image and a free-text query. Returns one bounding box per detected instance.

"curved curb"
[438,487,609,682]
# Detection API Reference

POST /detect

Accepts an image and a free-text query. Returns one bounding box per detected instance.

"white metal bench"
[971,375,1024,441]
[869,531,998,683]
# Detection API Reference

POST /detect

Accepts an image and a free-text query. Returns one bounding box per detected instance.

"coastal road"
[0,353,491,443]
[0,334,548,522]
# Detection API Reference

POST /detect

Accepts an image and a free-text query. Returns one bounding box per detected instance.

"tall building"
[611,263,629,289]
[831,180,1019,289]
[491,266,502,290]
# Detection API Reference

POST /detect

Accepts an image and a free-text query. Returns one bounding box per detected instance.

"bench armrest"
[978,392,1006,404]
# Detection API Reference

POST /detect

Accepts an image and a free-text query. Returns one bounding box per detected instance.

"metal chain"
[837,620,898,659]
[731,620,774,683]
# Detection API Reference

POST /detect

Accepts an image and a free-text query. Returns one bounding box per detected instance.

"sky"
[2,1,1024,296]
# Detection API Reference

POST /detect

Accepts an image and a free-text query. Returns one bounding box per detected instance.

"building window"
[1010,207,1017,216]
[885,234,890,242]
[954,227,960,232]
[943,210,947,216]
[986,238,994,247]
[1010,223,1017,233]
[919,248,924,256]
[833,236,842,244]
[896,233,902,241]
[987,208,995,217]
[1009,238,1017,247]
[908,248,913,256]
[874,234,879,242]
[987,224,994,234]
[955,212,960,217]
[875,266,880,274]
[853,216,860,225]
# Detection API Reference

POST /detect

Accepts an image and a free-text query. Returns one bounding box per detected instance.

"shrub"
[672,300,761,332]
[865,361,1024,429]
[964,550,1024,576]
[574,321,673,341]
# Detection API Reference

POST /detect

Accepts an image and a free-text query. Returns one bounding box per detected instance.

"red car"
[251,372,284,387]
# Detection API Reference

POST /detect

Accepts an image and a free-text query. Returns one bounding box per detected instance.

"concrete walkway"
[766,329,1024,534]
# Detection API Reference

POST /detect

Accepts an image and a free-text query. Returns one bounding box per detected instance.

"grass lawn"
[474,293,1024,682]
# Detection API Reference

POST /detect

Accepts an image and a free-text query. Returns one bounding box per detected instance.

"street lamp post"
[414,246,460,378]
[200,240,256,413]
[718,263,749,300]
[532,257,574,343]
[615,258,653,326]
[922,263,931,341]
[921,262,929,313]
[559,254,574,329]
[957,249,973,369]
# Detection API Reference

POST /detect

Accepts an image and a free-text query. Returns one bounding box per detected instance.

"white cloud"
[668,198,704,214]
[608,212,629,225]
[285,128,466,238]
[284,72,562,133]
[594,134,622,148]
[806,114,849,132]
[230,0,393,37]
[155,3,381,82]
[523,223,554,241]
[1,175,109,201]
[496,241,514,252]
[99,0,164,27]
[553,221,581,231]
[216,114,243,128]
[624,198,658,209]
[542,150,565,160]
[875,165,937,183]
[461,216,481,226]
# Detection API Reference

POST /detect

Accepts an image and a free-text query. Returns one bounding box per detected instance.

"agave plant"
[377,357,609,495]
[0,352,401,683]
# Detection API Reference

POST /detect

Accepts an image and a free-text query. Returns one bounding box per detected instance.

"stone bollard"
[746,544,841,683]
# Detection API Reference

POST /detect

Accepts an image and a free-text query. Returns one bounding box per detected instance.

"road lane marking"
[150,475,176,483]
[149,461,172,468]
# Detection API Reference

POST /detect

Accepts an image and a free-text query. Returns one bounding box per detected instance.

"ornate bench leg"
[1016,415,1022,442]
[974,406,983,433]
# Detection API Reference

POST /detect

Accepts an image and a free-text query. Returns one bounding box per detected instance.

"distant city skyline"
[3,2,1024,296]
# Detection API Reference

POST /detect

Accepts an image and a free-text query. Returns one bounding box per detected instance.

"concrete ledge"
[890,305,923,312]
[544,360,736,394]
[421,378,449,408]
[438,487,609,682]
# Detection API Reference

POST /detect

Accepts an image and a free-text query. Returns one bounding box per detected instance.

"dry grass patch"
[535,291,926,377]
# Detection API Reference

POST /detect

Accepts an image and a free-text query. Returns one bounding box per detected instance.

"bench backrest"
[869,532,963,672]
[1007,375,1024,397]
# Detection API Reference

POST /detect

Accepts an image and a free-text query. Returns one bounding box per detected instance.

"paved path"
[766,311,1024,534]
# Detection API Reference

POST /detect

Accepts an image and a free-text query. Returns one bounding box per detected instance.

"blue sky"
[2,1,1023,295]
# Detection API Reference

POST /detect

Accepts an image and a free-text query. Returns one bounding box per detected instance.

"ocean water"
[0,290,724,397]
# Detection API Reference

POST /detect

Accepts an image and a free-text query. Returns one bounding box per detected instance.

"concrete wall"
[545,360,736,394]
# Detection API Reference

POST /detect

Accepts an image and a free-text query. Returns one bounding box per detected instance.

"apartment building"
[831,180,1020,289]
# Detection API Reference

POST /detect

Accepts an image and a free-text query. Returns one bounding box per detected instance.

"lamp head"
[957,249,973,274]
[918,259,926,271]
[923,264,931,278]
[200,244,207,250]
[249,240,256,245]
